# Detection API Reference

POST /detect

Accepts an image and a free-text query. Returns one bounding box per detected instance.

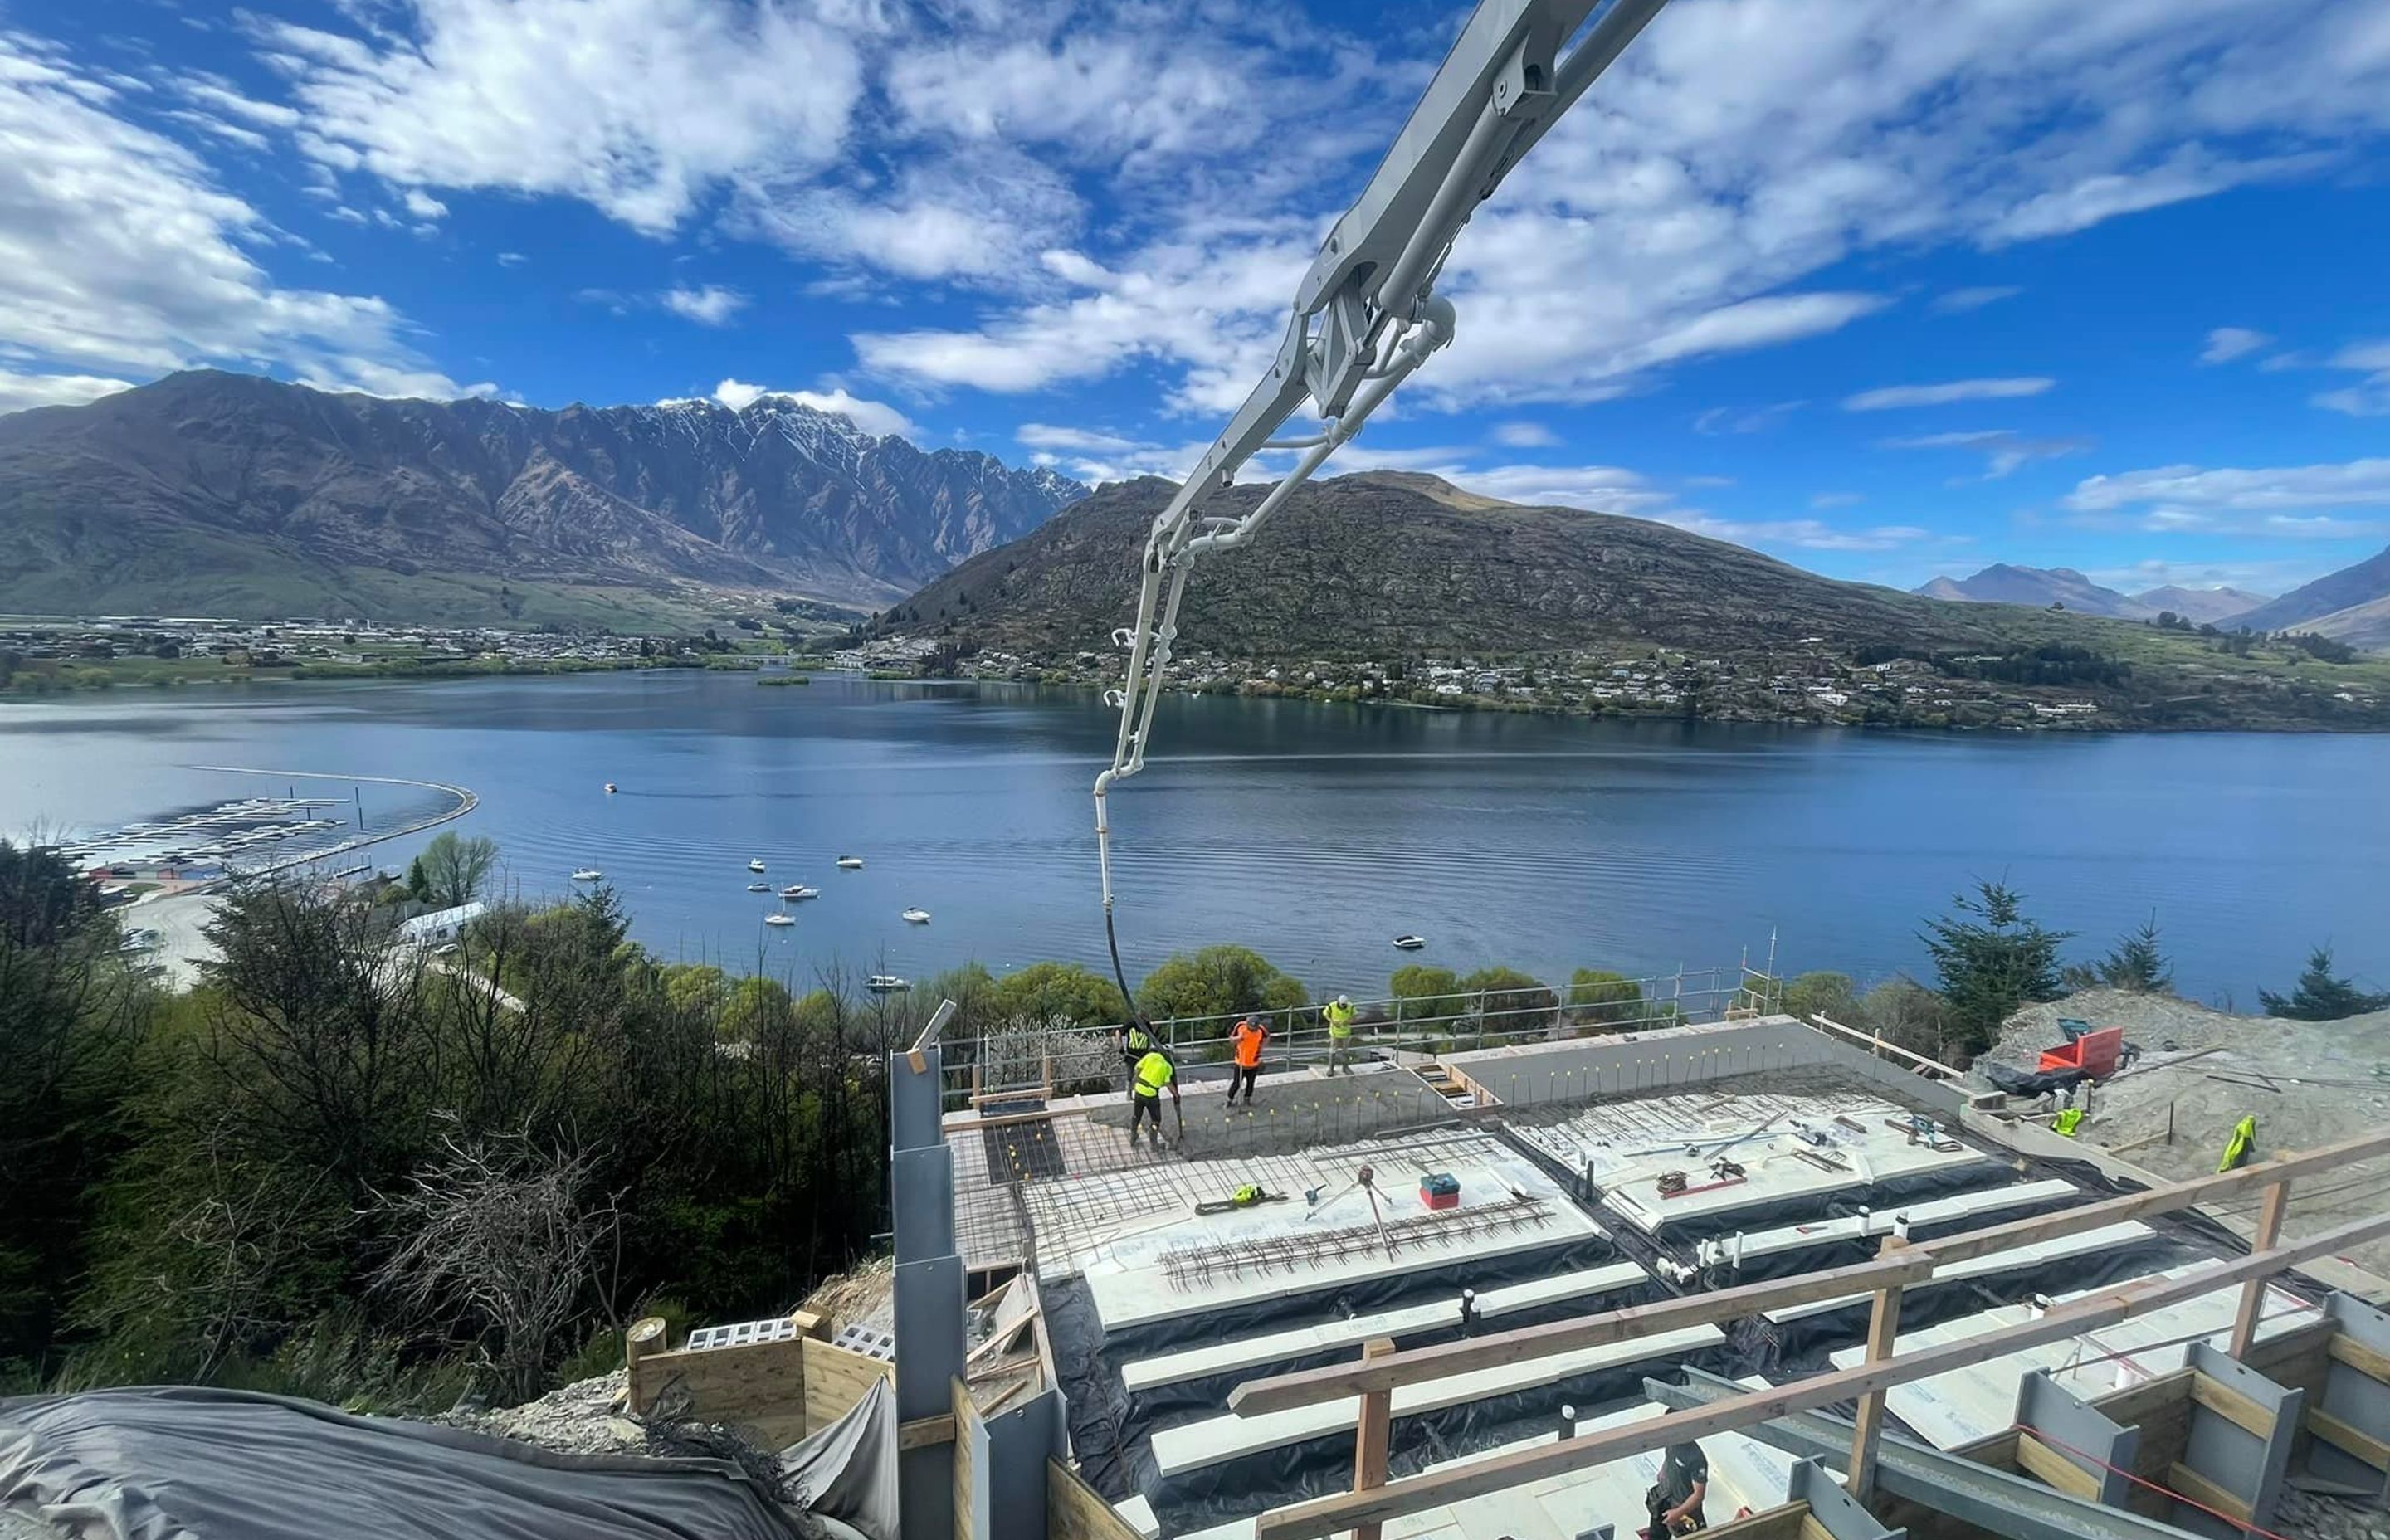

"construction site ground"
[1987,989,2390,1276]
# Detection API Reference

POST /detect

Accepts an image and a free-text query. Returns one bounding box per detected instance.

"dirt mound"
[1985,990,2390,1274]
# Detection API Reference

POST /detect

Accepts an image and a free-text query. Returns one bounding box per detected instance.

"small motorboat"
[1393,933,1427,950]
[604,782,617,794]
[866,974,910,992]
[836,855,864,870]
[572,868,604,882]
[900,907,931,924]
[747,858,767,873]
[781,885,820,900]
[746,881,770,892]
[763,913,795,928]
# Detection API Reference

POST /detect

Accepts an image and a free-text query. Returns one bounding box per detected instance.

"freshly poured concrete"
[1149,1324,1724,1477]
[1088,1143,1603,1333]
[1174,1389,1807,1540]
[1825,1262,2326,1449]
[1514,1090,1992,1234]
[1762,1220,2158,1323]
[1702,1178,2080,1268]
[1123,1263,1646,1394]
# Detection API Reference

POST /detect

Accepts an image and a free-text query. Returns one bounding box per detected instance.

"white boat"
[836,855,864,870]
[900,907,931,924]
[746,881,771,892]
[763,913,795,927]
[781,885,820,900]
[1393,933,1427,950]
[747,858,767,873]
[866,974,910,992]
[572,868,604,882]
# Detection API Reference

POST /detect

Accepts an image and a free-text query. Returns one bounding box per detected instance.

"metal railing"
[938,963,1776,1110]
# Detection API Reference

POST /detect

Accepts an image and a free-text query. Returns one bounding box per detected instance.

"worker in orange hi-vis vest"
[1228,1016,1268,1104]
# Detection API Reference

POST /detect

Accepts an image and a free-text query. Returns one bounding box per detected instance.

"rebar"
[1156,1192,1554,1291]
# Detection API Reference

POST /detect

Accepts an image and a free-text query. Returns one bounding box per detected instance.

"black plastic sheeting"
[0,1386,801,1540]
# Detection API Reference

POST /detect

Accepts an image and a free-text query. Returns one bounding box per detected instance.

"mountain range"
[2231,547,2390,650]
[1914,564,2269,624]
[0,371,1085,622]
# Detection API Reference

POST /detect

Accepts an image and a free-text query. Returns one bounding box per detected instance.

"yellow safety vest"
[1124,1023,1154,1053]
[1324,1001,1355,1038]
[1134,1051,1174,1094]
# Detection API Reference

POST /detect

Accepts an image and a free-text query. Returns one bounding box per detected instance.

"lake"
[3,670,2384,1006]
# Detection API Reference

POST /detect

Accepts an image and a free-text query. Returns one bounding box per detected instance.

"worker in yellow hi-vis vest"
[1324,995,1357,1075]
[1129,1049,1179,1148]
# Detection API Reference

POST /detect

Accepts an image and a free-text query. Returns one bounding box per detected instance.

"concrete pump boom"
[1092,0,1672,924]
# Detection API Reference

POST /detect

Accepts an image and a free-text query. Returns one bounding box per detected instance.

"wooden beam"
[2305,1406,2390,1470]
[2163,1462,2251,1523]
[900,1413,958,1450]
[1229,1251,1937,1414]
[1922,1132,2388,1267]
[1846,1240,1906,1501]
[2329,1332,2390,1385]
[1232,1130,2390,1417]
[2014,1433,2104,1501]
[1251,1210,2390,1540]
[1354,1338,1396,1540]
[2189,1372,2275,1440]
[2231,1179,2290,1357]
[1807,1014,1963,1079]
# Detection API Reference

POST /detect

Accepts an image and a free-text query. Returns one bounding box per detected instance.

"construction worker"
[1642,1440,1709,1537]
[1324,995,1357,1075]
[1118,1015,1157,1070]
[1229,1016,1268,1104]
[1129,1047,1179,1148]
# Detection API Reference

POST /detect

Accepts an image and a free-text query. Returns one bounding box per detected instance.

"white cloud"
[495,251,525,266]
[1930,285,2021,313]
[2201,326,2271,363]
[703,379,915,439]
[2314,339,2390,416]
[1843,377,2055,411]
[660,285,749,326]
[2066,458,2390,537]
[1810,491,1864,509]
[1884,427,2092,477]
[401,188,447,220]
[1492,421,1561,448]
[0,368,137,415]
[1694,400,1806,435]
[0,31,471,398]
[262,0,863,235]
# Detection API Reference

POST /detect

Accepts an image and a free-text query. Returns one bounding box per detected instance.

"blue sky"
[2,0,2388,596]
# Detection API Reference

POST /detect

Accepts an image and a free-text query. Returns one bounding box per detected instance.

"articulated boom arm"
[1092,0,1671,910]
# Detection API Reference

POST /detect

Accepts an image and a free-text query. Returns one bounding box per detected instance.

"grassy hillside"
[880,473,2390,731]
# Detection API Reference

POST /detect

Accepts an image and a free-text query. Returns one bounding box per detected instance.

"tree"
[1567,968,1644,1028]
[2259,946,2390,1021]
[1138,945,1306,1028]
[2062,914,2173,994]
[990,962,1121,1027]
[1783,971,1858,1022]
[1461,966,1557,1031]
[1919,880,2071,1054]
[1389,965,1464,1023]
[414,832,498,909]
[1854,977,1952,1060]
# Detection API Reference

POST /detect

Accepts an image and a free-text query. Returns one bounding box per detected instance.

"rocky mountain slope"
[0,372,1084,620]
[1915,563,2152,618]
[2233,546,2390,648]
[892,472,2009,657]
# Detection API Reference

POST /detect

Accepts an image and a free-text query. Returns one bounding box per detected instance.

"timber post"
[2231,1178,2291,1357]
[1846,1236,1906,1503]
[1354,1338,1397,1540]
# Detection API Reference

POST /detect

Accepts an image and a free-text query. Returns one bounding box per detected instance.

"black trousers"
[1229,1065,1260,1101]
[1130,1093,1164,1138]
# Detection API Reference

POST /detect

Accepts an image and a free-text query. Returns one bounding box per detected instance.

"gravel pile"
[1982,990,2390,1274]
[441,1370,654,1456]
[2280,1484,2390,1540]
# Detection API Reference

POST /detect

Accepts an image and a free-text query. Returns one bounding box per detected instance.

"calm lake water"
[4,670,2384,1005]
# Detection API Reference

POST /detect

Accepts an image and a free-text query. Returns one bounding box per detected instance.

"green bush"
[1783,970,1858,1022]
[1138,946,1306,1040]
[1567,968,1643,1028]
[1461,967,1557,1031]
[990,962,1123,1027]
[1390,965,1465,1024]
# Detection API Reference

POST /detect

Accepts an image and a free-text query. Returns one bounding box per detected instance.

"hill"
[0,372,1084,622]
[2132,585,2269,626]
[2234,547,2390,646]
[1915,563,2151,618]
[876,474,2390,730]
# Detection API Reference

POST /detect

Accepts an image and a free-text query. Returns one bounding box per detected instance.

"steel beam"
[1647,1369,2207,1540]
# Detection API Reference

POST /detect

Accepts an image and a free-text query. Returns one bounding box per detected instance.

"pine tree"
[2066,913,2173,994]
[2259,946,2390,1021]
[1919,880,2072,1054]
